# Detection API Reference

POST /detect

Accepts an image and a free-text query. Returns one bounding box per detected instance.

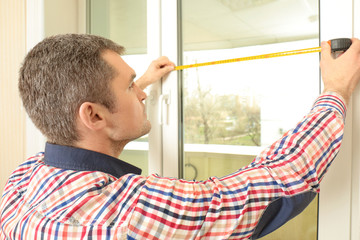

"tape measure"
[175,38,352,71]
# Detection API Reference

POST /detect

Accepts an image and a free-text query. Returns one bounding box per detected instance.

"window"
[180,0,319,238]
[86,0,357,238]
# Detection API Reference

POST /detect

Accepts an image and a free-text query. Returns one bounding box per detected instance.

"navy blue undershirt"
[44,142,142,178]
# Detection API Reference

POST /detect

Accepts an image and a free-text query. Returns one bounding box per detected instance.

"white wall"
[0,0,87,193]
[44,0,86,37]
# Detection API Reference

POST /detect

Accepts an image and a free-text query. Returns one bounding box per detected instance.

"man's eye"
[129,82,134,89]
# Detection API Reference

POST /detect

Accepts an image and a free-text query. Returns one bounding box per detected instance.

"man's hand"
[136,56,175,90]
[321,38,360,104]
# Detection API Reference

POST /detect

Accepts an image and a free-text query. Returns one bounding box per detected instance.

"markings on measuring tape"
[174,38,352,71]
[174,46,322,71]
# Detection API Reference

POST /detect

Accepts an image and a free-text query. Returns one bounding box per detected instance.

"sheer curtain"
[0,0,26,192]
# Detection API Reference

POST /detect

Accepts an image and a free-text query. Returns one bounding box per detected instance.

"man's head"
[19,34,141,147]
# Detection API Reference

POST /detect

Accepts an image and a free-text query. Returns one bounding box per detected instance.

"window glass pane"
[89,0,147,54]
[89,0,149,175]
[182,0,319,239]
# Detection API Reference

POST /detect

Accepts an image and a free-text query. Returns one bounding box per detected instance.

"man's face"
[102,50,151,143]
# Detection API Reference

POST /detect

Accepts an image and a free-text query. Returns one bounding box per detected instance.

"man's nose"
[135,84,147,101]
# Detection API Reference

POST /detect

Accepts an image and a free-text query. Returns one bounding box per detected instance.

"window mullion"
[318,0,353,239]
[147,0,163,176]
[160,0,180,178]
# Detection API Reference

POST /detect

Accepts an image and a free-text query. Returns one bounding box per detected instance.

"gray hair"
[19,34,125,146]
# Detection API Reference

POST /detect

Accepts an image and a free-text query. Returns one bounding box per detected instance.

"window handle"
[158,92,171,125]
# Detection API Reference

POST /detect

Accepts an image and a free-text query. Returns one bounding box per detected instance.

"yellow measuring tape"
[174,46,322,71]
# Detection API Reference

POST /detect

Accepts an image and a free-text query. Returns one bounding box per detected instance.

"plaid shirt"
[0,92,346,239]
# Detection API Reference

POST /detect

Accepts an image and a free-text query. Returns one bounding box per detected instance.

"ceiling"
[91,0,319,54]
[182,0,319,50]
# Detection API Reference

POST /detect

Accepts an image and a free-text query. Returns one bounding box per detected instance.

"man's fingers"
[321,41,332,62]
[154,56,175,69]
[348,38,360,53]
[346,38,360,62]
[159,65,175,75]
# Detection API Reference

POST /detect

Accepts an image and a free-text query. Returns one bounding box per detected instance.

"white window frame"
[318,0,358,239]
[25,0,46,158]
[144,0,164,175]
[351,1,360,239]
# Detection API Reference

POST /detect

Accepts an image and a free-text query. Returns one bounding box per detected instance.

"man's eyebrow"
[129,73,136,85]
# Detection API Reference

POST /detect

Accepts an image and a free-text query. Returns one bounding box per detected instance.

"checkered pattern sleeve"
[128,92,346,239]
[0,92,346,240]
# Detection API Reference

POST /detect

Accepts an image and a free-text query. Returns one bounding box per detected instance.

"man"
[0,34,359,239]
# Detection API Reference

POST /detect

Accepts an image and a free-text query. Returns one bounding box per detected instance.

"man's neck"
[74,138,128,158]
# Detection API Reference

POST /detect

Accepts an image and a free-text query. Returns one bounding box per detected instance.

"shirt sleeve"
[127,92,347,240]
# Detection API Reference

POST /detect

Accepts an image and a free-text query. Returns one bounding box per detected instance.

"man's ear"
[78,102,106,130]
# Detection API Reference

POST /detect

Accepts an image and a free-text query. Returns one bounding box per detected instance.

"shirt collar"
[44,142,142,178]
